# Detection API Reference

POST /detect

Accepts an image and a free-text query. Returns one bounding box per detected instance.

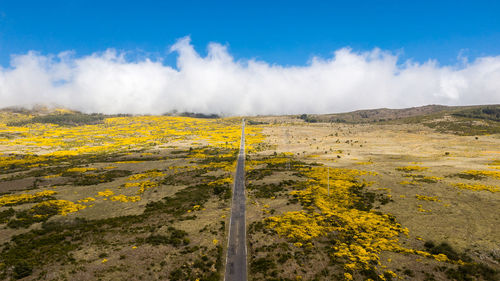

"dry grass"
[246,116,499,280]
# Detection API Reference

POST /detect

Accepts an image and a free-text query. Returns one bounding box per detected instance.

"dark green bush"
[143,227,189,247]
[403,269,415,277]
[0,208,15,223]
[446,263,498,281]
[6,113,117,127]
[250,257,276,274]
[7,202,60,228]
[146,183,212,217]
[424,241,469,262]
[67,169,132,186]
[13,261,32,279]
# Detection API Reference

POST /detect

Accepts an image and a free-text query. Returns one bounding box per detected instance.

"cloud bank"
[1,37,499,115]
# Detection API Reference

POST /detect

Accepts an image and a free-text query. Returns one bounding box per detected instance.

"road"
[224,119,247,281]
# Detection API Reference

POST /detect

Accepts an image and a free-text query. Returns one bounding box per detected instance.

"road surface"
[224,120,247,281]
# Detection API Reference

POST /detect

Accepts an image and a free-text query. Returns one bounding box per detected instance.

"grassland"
[245,114,499,281]
[0,109,263,280]
[0,107,499,280]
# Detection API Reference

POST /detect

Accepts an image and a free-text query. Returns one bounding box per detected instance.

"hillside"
[297,104,500,135]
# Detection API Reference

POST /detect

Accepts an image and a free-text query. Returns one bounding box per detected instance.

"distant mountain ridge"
[295,104,500,136]
[2,104,499,122]
[299,104,500,123]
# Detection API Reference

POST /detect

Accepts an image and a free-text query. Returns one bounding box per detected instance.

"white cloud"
[0,36,499,115]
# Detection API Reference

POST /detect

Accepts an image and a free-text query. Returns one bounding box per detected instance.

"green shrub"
[0,208,15,223]
[250,257,276,274]
[449,172,486,180]
[248,183,285,198]
[67,169,132,186]
[424,241,469,262]
[403,269,415,277]
[13,261,32,279]
[6,113,119,127]
[7,202,60,228]
[143,227,189,247]
[446,263,498,281]
[146,183,212,217]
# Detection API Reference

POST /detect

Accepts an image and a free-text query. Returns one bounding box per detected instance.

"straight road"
[224,119,247,281]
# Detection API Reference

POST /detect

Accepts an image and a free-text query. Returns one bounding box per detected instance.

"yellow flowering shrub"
[399,180,418,185]
[43,174,62,179]
[123,180,160,194]
[123,182,140,188]
[110,195,141,202]
[97,189,114,197]
[34,200,86,215]
[451,182,499,192]
[267,166,414,271]
[208,177,233,186]
[0,190,57,206]
[128,170,165,181]
[265,164,457,275]
[415,195,441,202]
[396,166,429,172]
[434,253,449,262]
[66,167,97,173]
[0,116,263,164]
[136,180,159,194]
[461,170,500,180]
[267,211,329,241]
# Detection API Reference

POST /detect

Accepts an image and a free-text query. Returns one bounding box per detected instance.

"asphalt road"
[224,120,247,281]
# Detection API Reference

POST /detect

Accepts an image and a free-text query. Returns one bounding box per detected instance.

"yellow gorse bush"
[34,200,86,215]
[1,116,263,208]
[267,211,328,241]
[208,177,233,186]
[266,165,456,275]
[97,189,114,197]
[128,170,165,181]
[0,190,57,206]
[415,194,441,202]
[124,169,166,194]
[125,180,159,194]
[396,165,429,172]
[0,116,263,167]
[110,195,141,202]
[267,167,410,270]
[451,182,499,192]
[66,167,97,173]
[78,197,96,203]
[461,170,500,180]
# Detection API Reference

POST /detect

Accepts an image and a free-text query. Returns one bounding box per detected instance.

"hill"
[297,104,500,135]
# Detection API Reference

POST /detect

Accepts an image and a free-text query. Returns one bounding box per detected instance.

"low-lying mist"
[1,36,499,115]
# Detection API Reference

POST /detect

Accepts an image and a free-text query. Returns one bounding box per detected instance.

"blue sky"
[1,0,499,114]
[1,0,499,67]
